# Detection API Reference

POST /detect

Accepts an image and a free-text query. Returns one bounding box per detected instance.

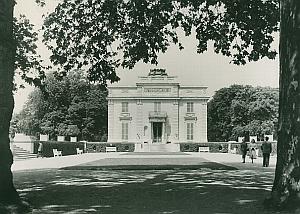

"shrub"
[86,143,134,152]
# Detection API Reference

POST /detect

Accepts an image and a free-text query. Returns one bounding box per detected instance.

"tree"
[15,70,108,141]
[0,1,40,210]
[0,1,45,209]
[208,85,279,142]
[267,1,300,209]
[66,125,80,137]
[207,85,245,141]
[10,89,46,138]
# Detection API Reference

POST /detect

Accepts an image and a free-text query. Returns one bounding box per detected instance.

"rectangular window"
[122,123,128,140]
[187,102,194,113]
[122,102,128,113]
[154,102,161,112]
[187,123,194,140]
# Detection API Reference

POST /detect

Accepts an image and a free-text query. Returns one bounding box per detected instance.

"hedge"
[180,142,229,153]
[86,142,135,152]
[32,141,277,156]
[180,142,277,156]
[33,141,85,157]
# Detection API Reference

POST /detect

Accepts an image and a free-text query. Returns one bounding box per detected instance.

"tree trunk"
[269,0,300,210]
[0,0,20,205]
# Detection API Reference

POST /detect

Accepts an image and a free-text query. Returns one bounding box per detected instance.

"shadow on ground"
[12,168,288,214]
[62,157,237,170]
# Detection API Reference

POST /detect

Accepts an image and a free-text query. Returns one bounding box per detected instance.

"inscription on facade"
[144,88,171,93]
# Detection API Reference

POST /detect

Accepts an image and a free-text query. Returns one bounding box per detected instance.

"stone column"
[136,99,143,143]
[162,122,165,143]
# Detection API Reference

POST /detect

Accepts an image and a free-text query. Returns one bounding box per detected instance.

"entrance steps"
[135,143,180,152]
[11,145,37,161]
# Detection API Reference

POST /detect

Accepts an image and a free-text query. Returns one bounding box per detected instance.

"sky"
[13,0,279,113]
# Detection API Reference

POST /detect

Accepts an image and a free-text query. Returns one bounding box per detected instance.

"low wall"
[12,140,277,156]
[86,142,135,153]
[12,141,34,153]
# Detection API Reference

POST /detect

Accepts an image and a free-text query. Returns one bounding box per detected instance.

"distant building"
[107,69,209,150]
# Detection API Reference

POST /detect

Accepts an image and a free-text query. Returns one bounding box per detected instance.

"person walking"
[249,139,257,164]
[261,136,272,167]
[240,138,248,163]
[37,142,43,158]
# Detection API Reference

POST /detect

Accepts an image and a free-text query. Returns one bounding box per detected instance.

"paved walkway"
[11,153,279,214]
[12,152,277,172]
[192,152,276,171]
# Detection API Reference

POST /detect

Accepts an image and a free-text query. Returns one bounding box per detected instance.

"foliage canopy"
[43,0,279,85]
[14,15,46,88]
[11,70,108,141]
[208,85,279,142]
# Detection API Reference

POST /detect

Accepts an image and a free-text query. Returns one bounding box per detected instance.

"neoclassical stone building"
[107,69,209,151]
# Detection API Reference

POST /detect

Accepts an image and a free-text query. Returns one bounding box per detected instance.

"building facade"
[107,69,209,146]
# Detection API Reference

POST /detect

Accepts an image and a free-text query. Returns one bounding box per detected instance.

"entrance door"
[152,122,162,143]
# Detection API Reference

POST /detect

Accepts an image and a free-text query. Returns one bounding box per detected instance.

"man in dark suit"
[240,138,248,163]
[261,136,272,167]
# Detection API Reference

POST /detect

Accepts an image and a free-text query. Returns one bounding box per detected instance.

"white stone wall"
[107,73,209,144]
[179,87,207,97]
[198,101,208,142]
[108,87,137,97]
[136,99,144,142]
[108,98,208,143]
[107,100,115,142]
[168,100,179,143]
[110,100,137,143]
[178,100,208,142]
[139,100,154,143]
